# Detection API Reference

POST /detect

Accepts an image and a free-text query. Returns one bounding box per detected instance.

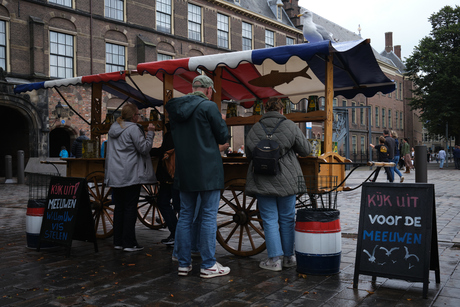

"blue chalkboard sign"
[353,183,440,298]
[39,176,98,256]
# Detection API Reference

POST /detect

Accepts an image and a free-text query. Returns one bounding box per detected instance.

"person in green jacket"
[401,138,412,173]
[165,75,230,279]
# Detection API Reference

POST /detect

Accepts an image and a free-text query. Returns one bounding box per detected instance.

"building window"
[369,105,372,127]
[351,101,356,124]
[395,111,399,129]
[106,43,125,72]
[158,53,173,61]
[277,5,283,21]
[388,109,392,128]
[399,82,403,100]
[360,103,364,125]
[50,31,74,78]
[188,3,201,41]
[395,83,398,100]
[382,108,386,127]
[105,0,124,21]
[375,106,379,126]
[0,21,6,70]
[286,36,294,45]
[333,98,337,107]
[361,136,366,154]
[156,0,172,34]
[265,30,274,48]
[400,112,403,129]
[342,99,347,107]
[242,22,252,51]
[49,0,72,7]
[217,13,229,49]
[352,135,357,154]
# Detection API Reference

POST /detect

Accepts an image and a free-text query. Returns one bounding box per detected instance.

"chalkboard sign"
[39,176,98,256]
[353,183,440,298]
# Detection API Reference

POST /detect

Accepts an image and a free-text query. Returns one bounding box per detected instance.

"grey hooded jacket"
[104,120,156,188]
[245,111,311,197]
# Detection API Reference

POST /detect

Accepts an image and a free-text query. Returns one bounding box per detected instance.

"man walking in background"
[401,138,412,174]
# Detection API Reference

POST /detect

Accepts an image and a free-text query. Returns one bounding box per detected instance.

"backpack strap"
[259,118,286,140]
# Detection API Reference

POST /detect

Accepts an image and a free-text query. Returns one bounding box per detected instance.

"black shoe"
[161,237,175,245]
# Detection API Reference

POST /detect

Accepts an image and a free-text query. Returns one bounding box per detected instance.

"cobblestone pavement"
[1,162,460,306]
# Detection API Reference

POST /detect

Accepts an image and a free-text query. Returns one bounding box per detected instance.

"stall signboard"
[39,176,98,257]
[353,183,440,298]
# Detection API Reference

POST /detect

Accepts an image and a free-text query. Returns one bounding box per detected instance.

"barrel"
[295,208,341,275]
[26,199,54,248]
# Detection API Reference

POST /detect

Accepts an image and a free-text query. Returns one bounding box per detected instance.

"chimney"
[394,45,401,59]
[385,32,393,53]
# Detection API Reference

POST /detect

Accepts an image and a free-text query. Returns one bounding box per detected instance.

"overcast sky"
[297,0,459,60]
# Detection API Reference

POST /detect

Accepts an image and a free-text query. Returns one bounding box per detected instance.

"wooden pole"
[163,73,174,125]
[324,54,334,154]
[91,82,103,141]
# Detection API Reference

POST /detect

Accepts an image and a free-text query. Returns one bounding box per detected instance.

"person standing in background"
[438,147,447,169]
[59,146,69,158]
[383,130,395,182]
[391,131,404,183]
[401,138,412,174]
[71,129,89,158]
[453,145,460,169]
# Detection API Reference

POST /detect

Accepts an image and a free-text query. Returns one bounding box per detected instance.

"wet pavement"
[1,161,460,306]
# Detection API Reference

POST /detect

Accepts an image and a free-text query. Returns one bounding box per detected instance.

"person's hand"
[221,113,226,120]
[147,123,155,132]
[219,143,230,152]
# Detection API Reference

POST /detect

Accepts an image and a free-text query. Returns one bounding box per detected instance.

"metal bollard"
[415,145,427,183]
[5,155,13,183]
[17,150,25,184]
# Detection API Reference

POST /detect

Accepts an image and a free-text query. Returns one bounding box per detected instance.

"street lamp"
[55,100,63,118]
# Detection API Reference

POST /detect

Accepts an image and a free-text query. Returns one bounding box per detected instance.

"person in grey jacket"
[104,103,156,252]
[245,98,311,271]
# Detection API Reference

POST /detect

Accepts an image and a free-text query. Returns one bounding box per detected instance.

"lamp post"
[55,100,63,118]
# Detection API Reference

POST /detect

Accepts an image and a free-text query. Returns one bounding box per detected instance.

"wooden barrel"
[295,208,341,275]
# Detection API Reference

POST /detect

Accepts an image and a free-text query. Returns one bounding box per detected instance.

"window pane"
[265,30,274,48]
[106,42,125,72]
[188,3,201,41]
[0,21,6,70]
[50,31,74,78]
[105,0,124,21]
[242,22,252,50]
[49,0,72,7]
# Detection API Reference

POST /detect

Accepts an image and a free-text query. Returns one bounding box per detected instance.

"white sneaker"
[400,176,404,183]
[178,264,192,276]
[123,246,144,252]
[282,255,297,268]
[200,262,230,278]
[259,258,282,271]
[172,255,178,262]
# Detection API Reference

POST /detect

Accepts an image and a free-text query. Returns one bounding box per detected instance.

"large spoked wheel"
[137,184,166,229]
[86,171,114,239]
[217,179,266,256]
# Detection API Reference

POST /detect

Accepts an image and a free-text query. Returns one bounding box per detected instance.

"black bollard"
[415,145,427,183]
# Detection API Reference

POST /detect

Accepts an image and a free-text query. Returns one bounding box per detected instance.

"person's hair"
[383,129,389,135]
[265,98,283,112]
[391,130,398,138]
[404,138,409,142]
[61,146,66,150]
[79,129,86,136]
[379,136,385,144]
[117,103,138,128]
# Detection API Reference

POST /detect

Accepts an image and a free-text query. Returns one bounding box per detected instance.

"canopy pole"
[212,67,222,111]
[163,73,174,126]
[91,82,103,141]
[324,54,333,154]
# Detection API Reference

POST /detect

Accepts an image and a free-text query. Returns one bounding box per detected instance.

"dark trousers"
[455,157,460,169]
[372,167,393,182]
[113,184,141,248]
[157,182,180,237]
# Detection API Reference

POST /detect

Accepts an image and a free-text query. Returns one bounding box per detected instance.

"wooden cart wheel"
[137,184,166,229]
[217,178,266,256]
[86,171,114,239]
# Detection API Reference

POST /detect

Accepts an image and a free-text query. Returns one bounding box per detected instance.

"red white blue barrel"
[26,199,54,248]
[295,208,341,275]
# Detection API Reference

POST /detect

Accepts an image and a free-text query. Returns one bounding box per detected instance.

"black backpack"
[252,118,286,175]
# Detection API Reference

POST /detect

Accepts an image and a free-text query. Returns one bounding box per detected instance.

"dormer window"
[276,0,283,21]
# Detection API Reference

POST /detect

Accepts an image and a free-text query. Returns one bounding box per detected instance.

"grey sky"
[298,0,458,60]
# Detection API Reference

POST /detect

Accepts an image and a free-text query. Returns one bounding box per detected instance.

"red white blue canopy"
[15,39,395,108]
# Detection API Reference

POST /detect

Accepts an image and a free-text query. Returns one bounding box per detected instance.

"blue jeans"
[256,194,296,259]
[440,159,445,168]
[176,190,219,269]
[173,203,201,257]
[393,156,403,178]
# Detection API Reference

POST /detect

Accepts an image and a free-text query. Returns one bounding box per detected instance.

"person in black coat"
[150,123,180,245]
[71,129,89,158]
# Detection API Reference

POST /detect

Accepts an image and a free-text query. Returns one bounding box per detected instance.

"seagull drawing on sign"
[404,246,420,262]
[380,246,399,256]
[248,66,311,88]
[297,9,335,43]
[409,263,415,269]
[363,245,378,263]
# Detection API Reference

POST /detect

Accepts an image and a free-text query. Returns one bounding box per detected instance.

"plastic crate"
[26,173,60,200]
